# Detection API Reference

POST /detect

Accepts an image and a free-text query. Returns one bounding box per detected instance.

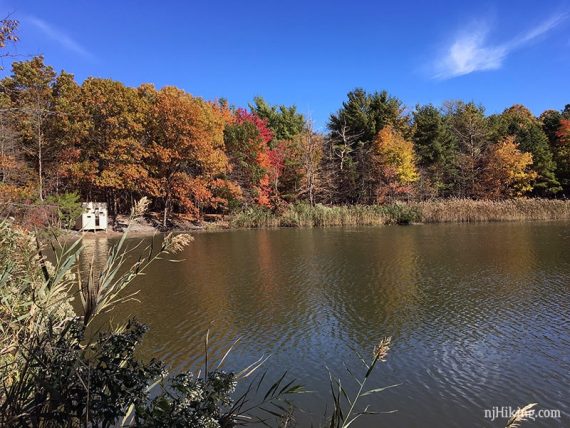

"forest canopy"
[1,37,569,225]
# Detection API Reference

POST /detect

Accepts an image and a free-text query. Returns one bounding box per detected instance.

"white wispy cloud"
[431,13,567,79]
[25,15,95,61]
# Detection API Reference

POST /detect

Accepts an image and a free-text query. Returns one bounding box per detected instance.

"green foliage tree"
[44,191,83,229]
[327,88,409,203]
[412,104,457,197]
[329,88,409,143]
[540,109,563,145]
[249,96,305,143]
[541,107,570,193]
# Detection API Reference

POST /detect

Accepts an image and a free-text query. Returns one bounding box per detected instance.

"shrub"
[45,191,83,229]
[382,203,420,224]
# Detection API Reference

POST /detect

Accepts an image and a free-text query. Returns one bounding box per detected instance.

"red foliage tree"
[226,109,282,207]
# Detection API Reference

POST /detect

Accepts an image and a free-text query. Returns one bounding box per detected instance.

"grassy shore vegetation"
[1,19,570,231]
[415,198,570,223]
[230,199,570,228]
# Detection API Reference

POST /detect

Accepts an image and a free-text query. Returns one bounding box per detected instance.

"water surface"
[82,222,570,427]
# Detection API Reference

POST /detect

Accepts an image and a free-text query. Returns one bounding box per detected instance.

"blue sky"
[1,0,569,129]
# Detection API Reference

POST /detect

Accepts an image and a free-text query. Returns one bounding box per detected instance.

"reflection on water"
[81,222,570,427]
[78,235,109,274]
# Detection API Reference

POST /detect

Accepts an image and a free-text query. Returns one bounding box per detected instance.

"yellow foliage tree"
[370,125,419,202]
[480,136,536,198]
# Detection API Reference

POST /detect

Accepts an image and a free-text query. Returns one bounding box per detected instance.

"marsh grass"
[230,199,570,228]
[327,337,399,428]
[505,403,538,428]
[416,198,570,223]
[230,203,419,228]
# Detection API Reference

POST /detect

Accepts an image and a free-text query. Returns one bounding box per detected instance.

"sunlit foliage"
[0,53,568,223]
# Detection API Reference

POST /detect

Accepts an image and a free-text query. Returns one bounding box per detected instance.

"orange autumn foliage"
[479,136,536,199]
[148,87,234,224]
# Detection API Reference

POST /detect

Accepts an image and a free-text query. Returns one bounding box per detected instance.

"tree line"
[1,55,569,225]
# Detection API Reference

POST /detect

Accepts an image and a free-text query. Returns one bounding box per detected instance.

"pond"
[81,222,570,427]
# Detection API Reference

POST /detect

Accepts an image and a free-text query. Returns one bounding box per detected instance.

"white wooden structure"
[76,202,108,231]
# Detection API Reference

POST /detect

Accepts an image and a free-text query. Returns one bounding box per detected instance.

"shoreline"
[66,198,570,238]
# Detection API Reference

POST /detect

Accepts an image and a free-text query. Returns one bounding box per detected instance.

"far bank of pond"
[72,198,570,238]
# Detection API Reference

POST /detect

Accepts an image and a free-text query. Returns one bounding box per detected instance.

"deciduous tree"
[5,56,56,200]
[368,125,419,202]
[492,104,560,195]
[224,109,275,207]
[47,71,89,194]
[298,124,324,206]
[77,78,150,213]
[554,119,570,193]
[249,97,310,201]
[149,87,231,225]
[479,136,536,199]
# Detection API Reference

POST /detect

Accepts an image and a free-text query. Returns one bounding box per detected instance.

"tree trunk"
[37,115,43,201]
[163,193,170,228]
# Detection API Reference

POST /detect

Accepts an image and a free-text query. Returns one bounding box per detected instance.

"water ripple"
[86,222,570,427]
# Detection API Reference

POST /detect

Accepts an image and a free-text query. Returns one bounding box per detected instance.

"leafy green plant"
[44,191,84,229]
[133,333,302,427]
[1,318,163,426]
[382,203,420,225]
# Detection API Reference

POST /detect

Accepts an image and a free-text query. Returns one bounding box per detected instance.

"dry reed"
[415,198,570,223]
[230,199,570,228]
